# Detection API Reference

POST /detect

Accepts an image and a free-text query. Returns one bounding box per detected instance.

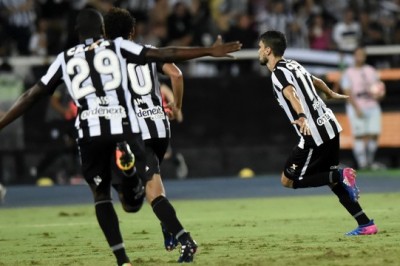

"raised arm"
[145,36,242,62]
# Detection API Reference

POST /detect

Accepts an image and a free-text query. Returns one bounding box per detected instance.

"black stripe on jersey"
[145,63,161,138]
[86,49,111,137]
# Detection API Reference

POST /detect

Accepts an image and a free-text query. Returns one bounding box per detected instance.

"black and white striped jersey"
[38,37,149,140]
[126,43,170,140]
[271,59,342,147]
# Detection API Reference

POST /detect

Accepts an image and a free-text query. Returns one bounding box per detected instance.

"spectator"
[0,0,36,55]
[257,0,289,34]
[190,0,216,47]
[29,18,48,56]
[332,7,361,53]
[166,1,193,46]
[223,13,258,74]
[286,1,309,48]
[309,13,332,50]
[341,47,384,170]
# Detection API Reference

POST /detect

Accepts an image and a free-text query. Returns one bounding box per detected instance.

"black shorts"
[283,134,340,180]
[144,138,169,175]
[79,133,148,191]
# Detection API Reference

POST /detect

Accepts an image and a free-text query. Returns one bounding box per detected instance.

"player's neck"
[268,56,283,71]
[79,35,104,45]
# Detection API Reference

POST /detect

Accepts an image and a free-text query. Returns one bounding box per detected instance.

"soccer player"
[104,7,196,262]
[258,30,378,236]
[0,8,241,266]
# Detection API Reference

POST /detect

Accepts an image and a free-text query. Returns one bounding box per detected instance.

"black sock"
[151,196,185,240]
[293,170,340,188]
[95,201,130,265]
[331,184,370,225]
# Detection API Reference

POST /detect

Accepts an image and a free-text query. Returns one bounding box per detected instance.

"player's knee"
[90,186,111,202]
[281,173,294,188]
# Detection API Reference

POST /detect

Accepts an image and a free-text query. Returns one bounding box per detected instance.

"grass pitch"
[0,193,399,266]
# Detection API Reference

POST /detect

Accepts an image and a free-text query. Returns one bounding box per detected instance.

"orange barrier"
[336,112,400,149]
[326,68,400,83]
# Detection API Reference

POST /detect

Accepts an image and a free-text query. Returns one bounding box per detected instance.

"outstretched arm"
[145,36,242,62]
[162,63,183,122]
[312,76,348,100]
[0,84,49,130]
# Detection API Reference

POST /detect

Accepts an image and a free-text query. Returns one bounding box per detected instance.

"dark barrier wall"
[2,74,399,183]
[166,75,303,177]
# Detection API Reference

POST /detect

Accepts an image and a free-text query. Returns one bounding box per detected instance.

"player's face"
[258,41,268,65]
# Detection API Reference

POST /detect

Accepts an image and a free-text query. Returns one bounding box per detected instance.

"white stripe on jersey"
[108,90,123,135]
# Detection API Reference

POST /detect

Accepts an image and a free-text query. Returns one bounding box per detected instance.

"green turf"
[357,168,400,178]
[0,193,399,266]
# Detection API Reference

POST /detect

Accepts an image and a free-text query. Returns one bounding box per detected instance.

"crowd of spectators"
[1,0,400,58]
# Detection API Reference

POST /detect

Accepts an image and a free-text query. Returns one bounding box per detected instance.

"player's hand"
[292,117,311,135]
[210,35,242,58]
[325,90,349,100]
[165,102,183,122]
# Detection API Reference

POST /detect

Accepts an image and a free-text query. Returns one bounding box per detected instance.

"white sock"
[367,139,378,165]
[353,139,368,168]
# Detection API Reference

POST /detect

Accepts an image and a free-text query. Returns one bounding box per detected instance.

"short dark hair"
[104,7,136,40]
[75,8,104,38]
[259,31,287,56]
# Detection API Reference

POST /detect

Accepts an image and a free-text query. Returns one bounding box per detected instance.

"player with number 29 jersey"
[39,37,148,141]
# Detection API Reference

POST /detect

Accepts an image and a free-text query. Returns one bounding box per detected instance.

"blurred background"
[0,0,400,186]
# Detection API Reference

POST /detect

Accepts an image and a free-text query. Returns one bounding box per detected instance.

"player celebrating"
[0,8,241,266]
[104,7,195,262]
[258,30,377,236]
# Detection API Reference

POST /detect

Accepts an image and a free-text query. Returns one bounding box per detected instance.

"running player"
[258,30,377,236]
[104,7,196,262]
[0,8,241,266]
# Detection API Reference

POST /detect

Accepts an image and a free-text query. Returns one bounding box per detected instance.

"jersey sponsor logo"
[81,106,127,120]
[316,109,334,126]
[136,106,165,121]
[312,99,323,110]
